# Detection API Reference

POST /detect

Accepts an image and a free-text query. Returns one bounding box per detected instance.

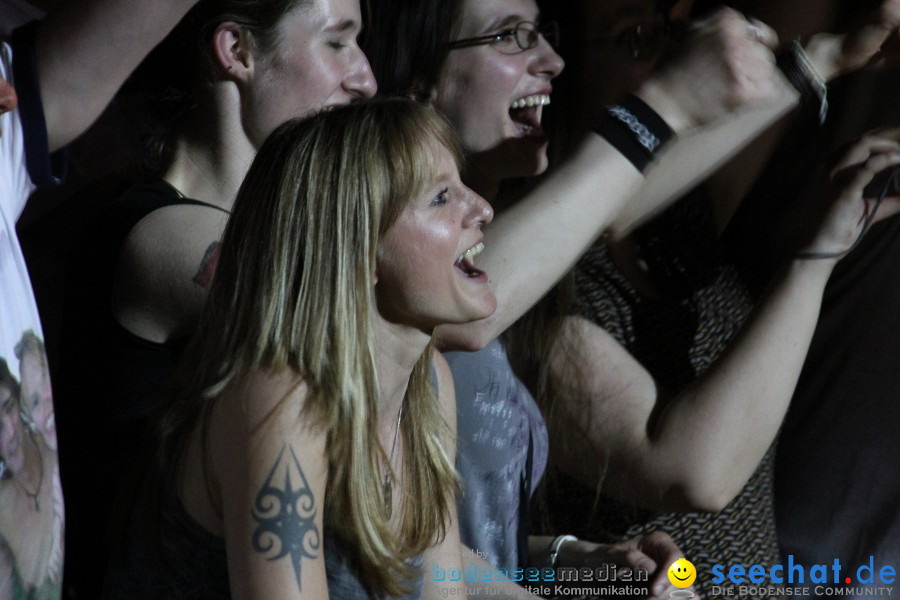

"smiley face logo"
[667,558,697,588]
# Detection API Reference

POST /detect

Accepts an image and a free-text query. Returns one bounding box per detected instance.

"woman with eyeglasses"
[501,1,900,597]
[360,0,811,594]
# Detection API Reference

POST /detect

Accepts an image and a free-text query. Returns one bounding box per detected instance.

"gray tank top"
[446,339,549,571]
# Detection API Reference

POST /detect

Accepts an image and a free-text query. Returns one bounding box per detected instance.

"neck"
[372,314,433,422]
[164,85,257,210]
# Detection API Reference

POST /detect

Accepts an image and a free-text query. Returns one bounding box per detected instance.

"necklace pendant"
[383,477,392,519]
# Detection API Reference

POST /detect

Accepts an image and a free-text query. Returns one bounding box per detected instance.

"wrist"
[777,40,829,123]
[634,78,692,133]
[788,254,838,277]
[594,95,675,173]
[802,33,842,82]
[547,535,578,569]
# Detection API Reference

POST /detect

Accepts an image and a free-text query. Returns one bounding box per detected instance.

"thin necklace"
[382,403,404,519]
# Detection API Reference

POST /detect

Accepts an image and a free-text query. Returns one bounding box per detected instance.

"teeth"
[510,94,551,110]
[457,242,485,265]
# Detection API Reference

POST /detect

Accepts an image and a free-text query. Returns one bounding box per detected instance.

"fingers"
[845,150,900,199]
[802,140,900,258]
[636,531,684,597]
[745,17,779,50]
[714,9,780,104]
[652,8,781,128]
[830,135,900,177]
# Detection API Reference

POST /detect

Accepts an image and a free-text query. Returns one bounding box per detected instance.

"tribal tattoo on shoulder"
[251,444,320,591]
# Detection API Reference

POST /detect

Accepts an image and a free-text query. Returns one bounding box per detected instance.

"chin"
[466,293,498,323]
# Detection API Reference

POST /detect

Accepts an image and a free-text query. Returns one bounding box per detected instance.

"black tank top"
[54,179,229,599]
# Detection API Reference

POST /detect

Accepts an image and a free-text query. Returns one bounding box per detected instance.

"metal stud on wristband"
[777,40,828,124]
[594,94,675,173]
[548,534,577,569]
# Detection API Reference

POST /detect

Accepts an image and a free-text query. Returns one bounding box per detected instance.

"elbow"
[674,486,737,514]
[661,470,744,513]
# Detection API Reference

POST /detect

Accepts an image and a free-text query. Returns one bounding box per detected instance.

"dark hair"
[134,0,307,172]
[361,0,462,99]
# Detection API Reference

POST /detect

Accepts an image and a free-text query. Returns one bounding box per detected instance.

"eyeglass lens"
[516,21,559,51]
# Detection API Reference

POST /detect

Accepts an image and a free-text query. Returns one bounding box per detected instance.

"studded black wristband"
[594,94,675,173]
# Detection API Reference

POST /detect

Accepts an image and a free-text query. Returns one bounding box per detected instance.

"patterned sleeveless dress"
[541,191,783,600]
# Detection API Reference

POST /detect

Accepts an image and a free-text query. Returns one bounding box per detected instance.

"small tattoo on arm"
[192,241,222,289]
[252,445,320,592]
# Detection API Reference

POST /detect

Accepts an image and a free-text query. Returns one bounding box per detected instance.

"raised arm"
[619,0,900,237]
[34,0,198,151]
[547,133,900,512]
[434,8,782,351]
[435,7,900,352]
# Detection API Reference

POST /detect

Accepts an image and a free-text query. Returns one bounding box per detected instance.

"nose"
[530,36,565,79]
[464,190,494,228]
[345,47,378,99]
[0,76,17,116]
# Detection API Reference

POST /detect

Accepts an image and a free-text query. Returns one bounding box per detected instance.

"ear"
[212,22,255,81]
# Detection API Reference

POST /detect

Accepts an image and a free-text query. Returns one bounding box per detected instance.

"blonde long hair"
[162,98,462,596]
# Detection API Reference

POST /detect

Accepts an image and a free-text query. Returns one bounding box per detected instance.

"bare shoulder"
[112,204,229,342]
[213,369,320,441]
[187,369,326,525]
[192,370,330,597]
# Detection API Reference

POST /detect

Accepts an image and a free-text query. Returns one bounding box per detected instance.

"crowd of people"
[2,0,899,598]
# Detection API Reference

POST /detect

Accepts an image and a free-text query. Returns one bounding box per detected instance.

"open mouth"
[455,242,486,278]
[509,93,550,137]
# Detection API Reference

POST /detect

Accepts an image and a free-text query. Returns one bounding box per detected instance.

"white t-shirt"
[1,38,64,598]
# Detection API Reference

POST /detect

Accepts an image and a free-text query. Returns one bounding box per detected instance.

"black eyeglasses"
[447,21,560,54]
[586,19,682,61]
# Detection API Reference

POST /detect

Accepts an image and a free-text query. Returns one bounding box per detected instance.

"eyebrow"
[480,12,535,34]
[432,171,455,187]
[324,18,360,33]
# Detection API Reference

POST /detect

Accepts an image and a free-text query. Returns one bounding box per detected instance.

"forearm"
[36,0,197,150]
[610,94,797,236]
[635,258,836,509]
[612,28,863,237]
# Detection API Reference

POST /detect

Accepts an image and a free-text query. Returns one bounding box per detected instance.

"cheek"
[253,55,339,133]
[379,220,456,284]
[435,57,514,140]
